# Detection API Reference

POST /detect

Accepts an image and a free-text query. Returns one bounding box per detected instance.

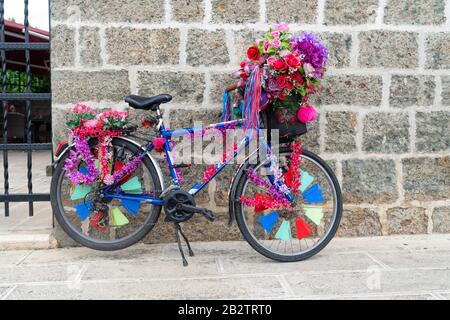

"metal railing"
[0,0,52,216]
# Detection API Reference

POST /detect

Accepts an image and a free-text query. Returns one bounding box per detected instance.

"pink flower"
[70,103,94,115]
[103,174,114,186]
[297,105,317,123]
[274,22,289,31]
[303,62,315,76]
[267,56,276,65]
[153,137,165,153]
[271,39,280,49]
[263,40,270,52]
[270,31,280,38]
[84,119,100,128]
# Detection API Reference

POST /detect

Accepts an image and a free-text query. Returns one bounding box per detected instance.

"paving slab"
[0,264,76,285]
[0,250,31,266]
[367,249,450,269]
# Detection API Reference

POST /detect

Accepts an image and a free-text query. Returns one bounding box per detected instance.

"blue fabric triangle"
[74,200,93,221]
[121,198,141,217]
[303,183,324,203]
[258,211,279,233]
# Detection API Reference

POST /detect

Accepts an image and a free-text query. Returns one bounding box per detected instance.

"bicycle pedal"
[199,208,215,222]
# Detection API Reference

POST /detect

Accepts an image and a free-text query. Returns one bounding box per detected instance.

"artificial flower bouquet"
[66,104,129,132]
[235,23,328,139]
[64,104,130,186]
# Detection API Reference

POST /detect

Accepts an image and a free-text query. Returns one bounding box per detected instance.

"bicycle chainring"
[163,190,196,223]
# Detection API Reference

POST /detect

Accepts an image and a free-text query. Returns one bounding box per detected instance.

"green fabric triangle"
[110,207,129,226]
[121,176,142,191]
[299,170,314,192]
[304,205,324,225]
[275,220,291,241]
[70,184,92,201]
[124,188,143,195]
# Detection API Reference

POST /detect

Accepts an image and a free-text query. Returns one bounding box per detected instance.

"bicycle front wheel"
[50,137,162,251]
[234,147,342,262]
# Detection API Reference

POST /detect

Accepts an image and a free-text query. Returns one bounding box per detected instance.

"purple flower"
[267,78,280,92]
[113,155,143,182]
[290,32,329,72]
[63,135,99,186]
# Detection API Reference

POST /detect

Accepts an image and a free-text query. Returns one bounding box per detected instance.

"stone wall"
[51,0,450,242]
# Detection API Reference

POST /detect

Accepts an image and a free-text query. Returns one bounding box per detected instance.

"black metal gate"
[0,0,52,216]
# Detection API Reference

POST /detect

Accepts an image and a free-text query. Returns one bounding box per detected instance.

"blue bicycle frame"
[102,112,293,206]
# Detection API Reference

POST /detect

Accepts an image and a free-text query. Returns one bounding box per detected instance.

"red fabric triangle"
[254,193,272,213]
[295,217,312,240]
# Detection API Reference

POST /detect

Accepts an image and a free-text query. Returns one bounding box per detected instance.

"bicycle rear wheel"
[233,147,342,262]
[50,137,162,251]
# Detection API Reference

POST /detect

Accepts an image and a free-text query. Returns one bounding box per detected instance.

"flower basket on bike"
[223,23,327,144]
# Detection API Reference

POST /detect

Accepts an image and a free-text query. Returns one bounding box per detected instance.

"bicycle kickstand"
[173,223,194,267]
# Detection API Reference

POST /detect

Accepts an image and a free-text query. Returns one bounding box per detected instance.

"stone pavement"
[0,234,450,300]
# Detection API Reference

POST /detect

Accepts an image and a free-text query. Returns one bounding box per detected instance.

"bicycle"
[50,92,342,266]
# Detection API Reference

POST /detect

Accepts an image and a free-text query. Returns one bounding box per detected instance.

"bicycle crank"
[163,189,215,223]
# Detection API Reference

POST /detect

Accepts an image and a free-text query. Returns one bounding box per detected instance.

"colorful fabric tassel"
[74,200,93,221]
[71,184,92,201]
[299,170,314,192]
[304,205,324,225]
[295,217,312,239]
[302,183,324,203]
[243,65,261,137]
[275,219,291,241]
[258,212,279,233]
[221,90,232,122]
[110,207,129,226]
[120,176,142,191]
[120,198,141,216]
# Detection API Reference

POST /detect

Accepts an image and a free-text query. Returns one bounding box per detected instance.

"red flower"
[247,45,260,61]
[285,80,294,91]
[276,75,288,89]
[285,53,301,69]
[278,91,287,100]
[240,72,249,81]
[272,58,287,71]
[292,72,303,85]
